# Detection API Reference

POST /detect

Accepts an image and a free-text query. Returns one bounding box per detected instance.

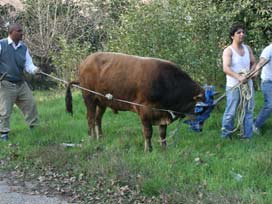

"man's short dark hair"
[8,23,22,34]
[229,22,245,41]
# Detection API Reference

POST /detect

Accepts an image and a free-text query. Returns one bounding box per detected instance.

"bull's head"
[184,85,216,132]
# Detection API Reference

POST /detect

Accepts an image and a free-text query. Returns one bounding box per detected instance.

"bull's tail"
[65,81,80,115]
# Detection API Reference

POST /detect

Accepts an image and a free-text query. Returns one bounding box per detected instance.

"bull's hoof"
[96,135,103,140]
[161,144,167,151]
[145,146,153,152]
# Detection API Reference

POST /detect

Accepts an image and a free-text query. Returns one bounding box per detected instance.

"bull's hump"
[93,52,173,64]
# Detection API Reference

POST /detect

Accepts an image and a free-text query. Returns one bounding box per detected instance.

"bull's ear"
[193,93,204,101]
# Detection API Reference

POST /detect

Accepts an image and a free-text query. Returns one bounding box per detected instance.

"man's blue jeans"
[255,81,272,128]
[221,86,254,138]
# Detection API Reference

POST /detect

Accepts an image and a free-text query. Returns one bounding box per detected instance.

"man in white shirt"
[0,23,40,141]
[221,22,256,139]
[253,44,272,134]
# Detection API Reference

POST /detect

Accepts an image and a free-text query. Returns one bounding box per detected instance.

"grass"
[1,89,272,203]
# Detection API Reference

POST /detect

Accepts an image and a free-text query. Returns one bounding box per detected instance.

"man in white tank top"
[221,22,256,139]
[253,43,272,134]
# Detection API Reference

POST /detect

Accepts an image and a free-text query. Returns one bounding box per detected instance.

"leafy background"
[1,0,271,87]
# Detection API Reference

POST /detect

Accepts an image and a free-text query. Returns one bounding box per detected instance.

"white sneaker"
[252,124,260,135]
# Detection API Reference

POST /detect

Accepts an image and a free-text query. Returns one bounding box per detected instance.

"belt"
[0,73,24,84]
[5,80,24,85]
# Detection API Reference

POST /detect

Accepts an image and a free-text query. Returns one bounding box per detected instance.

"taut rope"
[39,71,184,118]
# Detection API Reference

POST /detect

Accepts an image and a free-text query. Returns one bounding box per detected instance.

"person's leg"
[15,82,39,128]
[221,87,240,138]
[0,81,17,140]
[254,81,272,128]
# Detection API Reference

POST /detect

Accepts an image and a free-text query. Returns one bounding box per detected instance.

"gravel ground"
[0,175,68,204]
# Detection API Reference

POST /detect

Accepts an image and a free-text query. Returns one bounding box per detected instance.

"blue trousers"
[255,81,272,128]
[221,86,254,138]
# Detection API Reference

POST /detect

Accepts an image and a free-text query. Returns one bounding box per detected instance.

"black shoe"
[240,136,250,140]
[1,134,8,141]
[29,125,38,129]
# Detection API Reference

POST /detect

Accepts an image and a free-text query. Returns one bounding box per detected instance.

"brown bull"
[66,52,204,152]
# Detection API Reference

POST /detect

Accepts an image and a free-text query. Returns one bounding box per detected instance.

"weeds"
[0,90,272,203]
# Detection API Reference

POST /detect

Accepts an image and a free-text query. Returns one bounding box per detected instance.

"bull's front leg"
[141,121,153,152]
[159,125,167,150]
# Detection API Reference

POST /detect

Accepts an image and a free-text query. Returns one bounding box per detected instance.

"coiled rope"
[231,80,253,135]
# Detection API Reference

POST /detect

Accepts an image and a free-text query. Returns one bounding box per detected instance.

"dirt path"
[0,174,69,204]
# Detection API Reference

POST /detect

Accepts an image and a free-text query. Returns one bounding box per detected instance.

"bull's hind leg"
[159,125,167,149]
[83,93,96,140]
[95,105,106,139]
[141,121,153,152]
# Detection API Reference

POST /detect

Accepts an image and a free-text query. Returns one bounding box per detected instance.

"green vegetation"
[0,90,272,203]
[106,0,271,85]
[1,0,271,87]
